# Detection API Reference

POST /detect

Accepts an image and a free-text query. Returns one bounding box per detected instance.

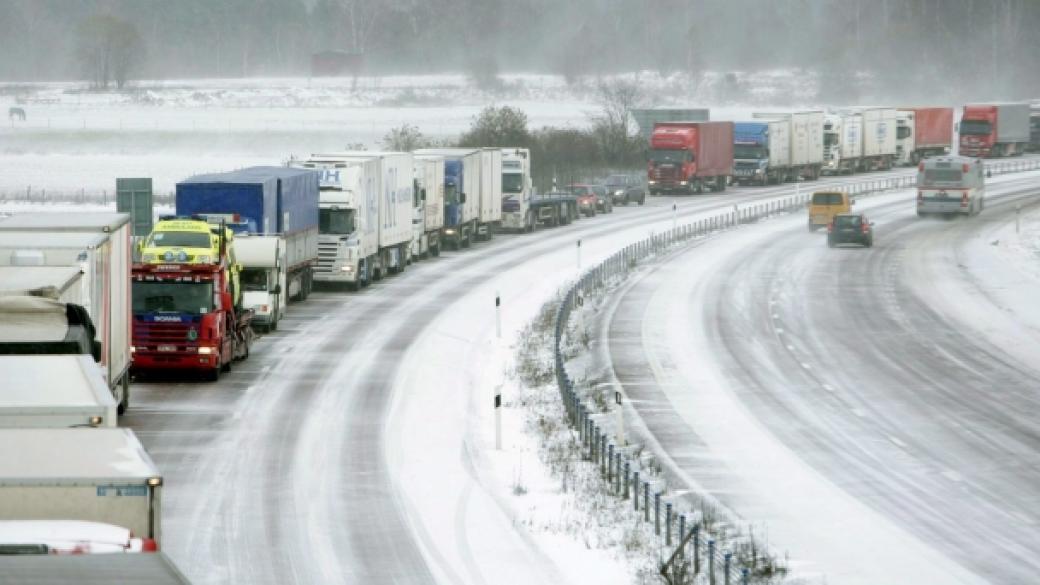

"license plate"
[158,345,177,352]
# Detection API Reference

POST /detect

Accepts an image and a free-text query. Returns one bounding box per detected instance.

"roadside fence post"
[644,482,650,522]
[679,515,686,555]
[693,525,701,575]
[741,567,749,585]
[624,462,630,499]
[724,552,732,585]
[607,444,614,482]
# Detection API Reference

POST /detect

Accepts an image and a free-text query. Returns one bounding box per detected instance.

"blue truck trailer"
[176,166,320,303]
[414,149,482,249]
[733,120,792,186]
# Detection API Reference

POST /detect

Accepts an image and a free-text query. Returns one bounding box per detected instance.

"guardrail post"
[693,525,701,574]
[654,492,661,535]
[741,567,749,585]
[724,552,732,585]
[600,434,607,475]
[708,539,716,585]
[665,502,673,545]
[633,471,640,510]
[624,462,630,499]
[679,514,686,555]
[607,444,614,482]
[644,482,650,522]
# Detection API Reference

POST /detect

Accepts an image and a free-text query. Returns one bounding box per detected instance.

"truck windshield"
[960,120,991,136]
[241,268,269,292]
[133,282,214,314]
[648,149,688,163]
[922,169,963,183]
[145,231,211,248]
[823,133,839,147]
[734,145,767,159]
[320,208,355,235]
[502,173,523,193]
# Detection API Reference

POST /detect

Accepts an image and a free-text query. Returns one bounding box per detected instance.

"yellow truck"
[139,218,242,307]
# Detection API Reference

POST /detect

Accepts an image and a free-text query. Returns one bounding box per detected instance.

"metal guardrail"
[550,156,1040,584]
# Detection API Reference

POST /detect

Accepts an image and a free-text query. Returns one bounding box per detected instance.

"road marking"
[821,383,834,392]
[851,408,867,418]
[941,470,964,483]
[800,362,812,370]
[888,436,907,448]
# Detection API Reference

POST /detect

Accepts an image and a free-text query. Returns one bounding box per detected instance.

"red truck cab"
[648,122,734,194]
[960,103,1030,158]
[130,262,252,381]
[960,106,999,157]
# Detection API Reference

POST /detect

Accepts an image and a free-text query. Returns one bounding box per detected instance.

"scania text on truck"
[0,354,117,428]
[175,166,320,302]
[0,428,163,548]
[414,148,481,248]
[894,107,954,165]
[310,151,414,278]
[959,103,1031,158]
[293,156,378,289]
[235,235,287,332]
[733,120,791,185]
[131,224,254,381]
[916,156,985,217]
[0,217,131,413]
[412,155,445,257]
[647,121,734,194]
[500,148,535,232]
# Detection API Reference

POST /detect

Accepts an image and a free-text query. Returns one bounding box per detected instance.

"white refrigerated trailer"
[0,354,117,428]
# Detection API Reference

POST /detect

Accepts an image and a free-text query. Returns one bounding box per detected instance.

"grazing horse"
[8,107,26,121]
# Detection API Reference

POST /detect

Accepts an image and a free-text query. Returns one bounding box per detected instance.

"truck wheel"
[221,354,232,373]
[431,242,441,257]
[717,176,727,192]
[270,317,278,332]
[206,366,221,382]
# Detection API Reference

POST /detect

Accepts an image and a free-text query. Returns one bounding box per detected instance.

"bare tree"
[77,14,144,89]
[382,123,431,150]
[589,79,643,167]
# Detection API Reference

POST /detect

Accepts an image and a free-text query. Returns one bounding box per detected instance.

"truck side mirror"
[91,340,103,362]
[420,188,427,201]
[460,193,467,203]
[271,284,282,295]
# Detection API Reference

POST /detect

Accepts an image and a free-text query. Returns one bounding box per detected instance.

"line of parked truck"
[646,102,1036,195]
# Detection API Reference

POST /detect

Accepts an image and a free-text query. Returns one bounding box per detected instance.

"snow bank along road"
[121,167,926,585]
[599,172,1040,584]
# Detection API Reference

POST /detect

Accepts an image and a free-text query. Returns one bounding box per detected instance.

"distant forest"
[1,0,1038,99]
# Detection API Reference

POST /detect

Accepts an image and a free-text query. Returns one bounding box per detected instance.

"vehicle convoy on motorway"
[131,220,254,381]
[807,190,854,231]
[916,155,986,217]
[648,121,734,194]
[959,102,1031,158]
[827,212,874,248]
[0,216,132,413]
[175,166,320,303]
[894,107,954,165]
[603,173,646,205]
[0,354,117,429]
[0,428,163,548]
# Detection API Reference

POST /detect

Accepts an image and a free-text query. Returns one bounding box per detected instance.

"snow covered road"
[121,173,915,585]
[599,172,1040,584]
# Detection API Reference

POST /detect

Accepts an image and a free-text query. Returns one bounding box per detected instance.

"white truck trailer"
[412,155,445,258]
[312,152,414,278]
[0,552,191,582]
[477,148,503,239]
[500,148,535,231]
[0,427,163,546]
[293,156,379,290]
[0,229,130,413]
[0,354,117,428]
[0,265,83,303]
[822,113,865,175]
[860,107,898,171]
[413,148,483,248]
[235,235,287,332]
[789,111,825,179]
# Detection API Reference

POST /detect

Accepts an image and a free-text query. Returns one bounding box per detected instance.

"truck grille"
[133,317,200,347]
[317,242,341,273]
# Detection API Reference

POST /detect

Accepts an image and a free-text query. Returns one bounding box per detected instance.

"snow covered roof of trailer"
[0,355,113,410]
[0,296,71,343]
[0,266,82,298]
[179,166,317,185]
[0,428,160,482]
[414,148,480,156]
[0,212,129,232]
[0,231,108,249]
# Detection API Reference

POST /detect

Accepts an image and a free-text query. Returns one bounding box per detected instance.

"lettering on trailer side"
[97,485,148,497]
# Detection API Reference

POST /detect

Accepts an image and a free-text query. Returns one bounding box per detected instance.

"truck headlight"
[197,347,213,355]
[340,265,353,273]
[615,190,624,196]
[679,181,688,185]
[648,180,657,185]
[755,169,764,175]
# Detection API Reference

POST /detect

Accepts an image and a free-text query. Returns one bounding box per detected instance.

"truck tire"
[717,176,727,192]
[207,364,221,382]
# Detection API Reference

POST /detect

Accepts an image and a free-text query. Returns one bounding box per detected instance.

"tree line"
[0,0,1038,100]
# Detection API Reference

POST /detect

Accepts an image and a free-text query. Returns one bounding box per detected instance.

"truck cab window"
[241,268,269,291]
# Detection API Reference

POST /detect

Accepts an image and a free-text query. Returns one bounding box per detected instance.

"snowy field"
[0,71,817,196]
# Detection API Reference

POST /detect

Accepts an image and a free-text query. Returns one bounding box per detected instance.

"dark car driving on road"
[604,174,646,206]
[827,213,874,248]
